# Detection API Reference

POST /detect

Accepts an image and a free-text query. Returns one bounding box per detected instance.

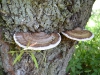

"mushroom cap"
[61,27,94,41]
[13,32,61,50]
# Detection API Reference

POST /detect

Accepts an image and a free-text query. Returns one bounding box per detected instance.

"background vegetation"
[66,7,100,75]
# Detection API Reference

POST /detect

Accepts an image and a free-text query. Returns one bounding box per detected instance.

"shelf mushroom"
[61,27,94,41]
[13,32,61,50]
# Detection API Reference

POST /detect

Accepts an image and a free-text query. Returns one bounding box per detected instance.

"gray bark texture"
[0,0,95,75]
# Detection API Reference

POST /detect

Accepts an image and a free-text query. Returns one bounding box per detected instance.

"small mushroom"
[61,27,94,41]
[13,32,61,50]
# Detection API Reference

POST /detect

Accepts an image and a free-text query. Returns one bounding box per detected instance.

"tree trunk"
[0,0,95,75]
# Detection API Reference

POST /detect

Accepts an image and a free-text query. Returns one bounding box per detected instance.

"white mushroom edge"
[61,32,94,41]
[13,33,61,50]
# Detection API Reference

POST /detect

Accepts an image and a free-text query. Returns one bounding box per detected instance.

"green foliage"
[30,52,38,68]
[9,50,39,69]
[0,70,4,75]
[13,50,24,65]
[0,0,1,3]
[66,10,100,75]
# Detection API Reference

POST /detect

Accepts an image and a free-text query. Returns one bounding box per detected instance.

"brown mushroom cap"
[13,32,61,50]
[62,27,94,41]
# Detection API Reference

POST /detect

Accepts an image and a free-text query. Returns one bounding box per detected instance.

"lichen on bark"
[1,0,94,43]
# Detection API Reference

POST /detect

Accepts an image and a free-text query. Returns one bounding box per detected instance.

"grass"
[66,9,100,75]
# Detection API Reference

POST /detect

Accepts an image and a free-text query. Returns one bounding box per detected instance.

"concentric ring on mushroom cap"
[13,32,61,50]
[62,27,94,41]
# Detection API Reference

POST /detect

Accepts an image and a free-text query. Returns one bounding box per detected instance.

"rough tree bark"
[0,0,95,75]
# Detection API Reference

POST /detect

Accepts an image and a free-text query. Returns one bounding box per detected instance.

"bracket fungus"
[61,27,94,41]
[13,32,61,50]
